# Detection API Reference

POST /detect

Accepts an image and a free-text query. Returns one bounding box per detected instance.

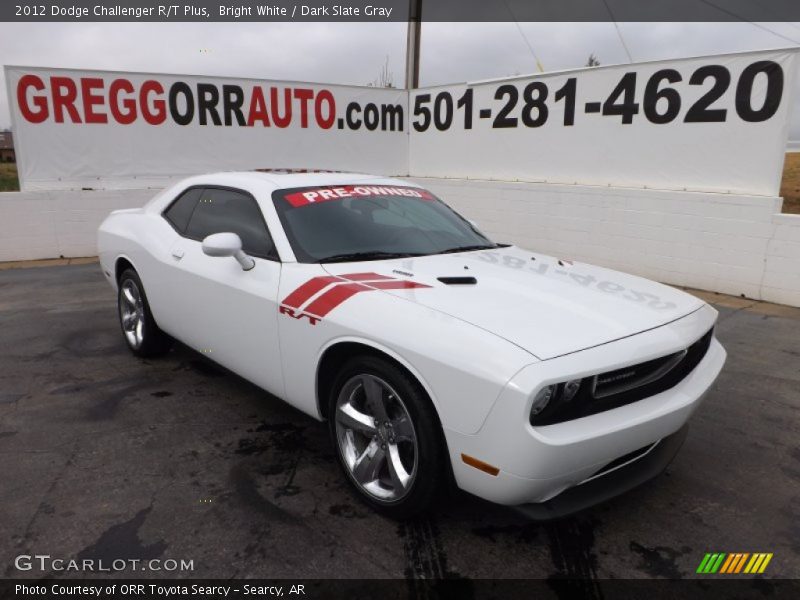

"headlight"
[562,378,582,402]
[529,378,588,425]
[529,385,555,417]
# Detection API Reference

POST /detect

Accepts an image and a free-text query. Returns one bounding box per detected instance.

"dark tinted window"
[185,187,275,259]
[164,187,203,233]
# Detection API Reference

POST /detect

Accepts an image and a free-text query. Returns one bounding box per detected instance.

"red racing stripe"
[281,275,341,309]
[339,272,395,282]
[368,281,431,290]
[304,282,370,317]
[281,273,431,320]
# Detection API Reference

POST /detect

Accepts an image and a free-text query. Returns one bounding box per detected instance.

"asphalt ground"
[0,263,798,584]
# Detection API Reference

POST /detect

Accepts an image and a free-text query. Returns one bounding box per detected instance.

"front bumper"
[444,303,725,508]
[514,423,688,520]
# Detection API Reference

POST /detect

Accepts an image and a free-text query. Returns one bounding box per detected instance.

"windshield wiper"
[318,251,426,263]
[437,244,502,255]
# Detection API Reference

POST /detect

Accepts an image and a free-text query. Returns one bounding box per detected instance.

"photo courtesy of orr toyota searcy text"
[14,584,299,597]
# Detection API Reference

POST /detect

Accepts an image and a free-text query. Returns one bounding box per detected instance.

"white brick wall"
[0,188,154,261]
[2,180,800,307]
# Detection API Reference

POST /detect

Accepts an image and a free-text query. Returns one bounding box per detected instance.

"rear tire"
[328,355,447,519]
[117,268,173,358]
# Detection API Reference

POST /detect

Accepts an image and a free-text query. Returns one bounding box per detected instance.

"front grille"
[531,328,714,425]
[589,327,714,410]
[593,350,687,399]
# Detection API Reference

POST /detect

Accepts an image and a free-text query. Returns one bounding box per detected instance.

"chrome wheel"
[119,279,145,350]
[334,374,418,502]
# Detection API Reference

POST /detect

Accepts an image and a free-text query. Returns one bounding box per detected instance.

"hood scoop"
[437,276,477,285]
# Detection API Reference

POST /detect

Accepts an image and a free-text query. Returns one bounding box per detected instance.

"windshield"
[272,184,498,263]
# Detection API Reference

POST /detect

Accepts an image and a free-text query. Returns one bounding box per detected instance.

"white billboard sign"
[410,48,798,197]
[6,48,799,196]
[5,66,408,190]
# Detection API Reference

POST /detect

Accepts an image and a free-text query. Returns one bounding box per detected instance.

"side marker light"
[461,453,500,476]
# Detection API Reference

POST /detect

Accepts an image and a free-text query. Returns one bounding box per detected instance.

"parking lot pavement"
[0,262,798,581]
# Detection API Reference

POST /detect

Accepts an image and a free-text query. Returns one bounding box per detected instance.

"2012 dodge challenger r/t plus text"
[97,172,726,518]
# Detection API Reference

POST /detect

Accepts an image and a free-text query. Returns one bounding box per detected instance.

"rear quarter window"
[163,187,203,233]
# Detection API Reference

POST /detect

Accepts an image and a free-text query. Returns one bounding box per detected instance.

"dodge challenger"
[97,172,726,518]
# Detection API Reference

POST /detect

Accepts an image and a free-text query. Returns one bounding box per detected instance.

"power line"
[501,0,545,72]
[697,0,800,46]
[742,0,800,36]
[601,0,634,63]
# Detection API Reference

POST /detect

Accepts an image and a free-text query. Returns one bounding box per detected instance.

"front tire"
[117,268,172,358]
[328,355,447,519]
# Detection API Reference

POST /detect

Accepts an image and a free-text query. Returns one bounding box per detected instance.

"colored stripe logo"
[696,553,773,574]
[280,272,430,325]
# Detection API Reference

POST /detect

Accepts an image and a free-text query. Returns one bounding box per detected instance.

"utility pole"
[405,0,422,89]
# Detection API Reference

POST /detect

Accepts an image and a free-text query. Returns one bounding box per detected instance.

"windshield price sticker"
[284,185,435,207]
[411,60,784,132]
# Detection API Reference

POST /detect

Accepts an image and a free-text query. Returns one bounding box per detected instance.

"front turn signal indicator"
[461,453,500,476]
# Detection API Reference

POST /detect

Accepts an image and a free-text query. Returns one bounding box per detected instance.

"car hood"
[321,246,704,360]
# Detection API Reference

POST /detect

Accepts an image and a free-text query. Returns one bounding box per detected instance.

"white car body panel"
[162,243,283,397]
[98,171,726,510]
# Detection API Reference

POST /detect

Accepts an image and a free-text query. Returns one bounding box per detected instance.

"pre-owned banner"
[5,66,408,190]
[409,48,798,197]
[6,48,799,195]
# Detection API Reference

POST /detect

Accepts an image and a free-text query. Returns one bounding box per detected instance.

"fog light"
[530,385,555,417]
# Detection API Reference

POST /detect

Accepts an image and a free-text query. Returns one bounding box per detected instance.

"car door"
[162,185,284,398]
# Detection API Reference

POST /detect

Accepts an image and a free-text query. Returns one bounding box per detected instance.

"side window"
[185,188,275,259]
[164,187,203,233]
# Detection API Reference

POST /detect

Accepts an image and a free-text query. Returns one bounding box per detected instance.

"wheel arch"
[315,337,442,424]
[315,337,456,493]
[114,254,138,284]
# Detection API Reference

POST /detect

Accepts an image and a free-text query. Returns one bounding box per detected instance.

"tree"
[368,55,395,88]
[586,54,601,67]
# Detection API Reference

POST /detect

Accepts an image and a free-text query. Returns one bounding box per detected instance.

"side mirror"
[201,232,255,271]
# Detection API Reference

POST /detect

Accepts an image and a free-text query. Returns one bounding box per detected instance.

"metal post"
[405,0,422,89]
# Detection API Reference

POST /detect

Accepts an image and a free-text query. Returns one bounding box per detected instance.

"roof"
[145,170,421,213]
[0,131,13,150]
[178,170,418,192]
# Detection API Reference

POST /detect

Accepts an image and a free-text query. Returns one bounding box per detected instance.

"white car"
[98,172,726,518]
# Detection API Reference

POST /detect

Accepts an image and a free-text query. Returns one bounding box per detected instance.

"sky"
[1,21,799,138]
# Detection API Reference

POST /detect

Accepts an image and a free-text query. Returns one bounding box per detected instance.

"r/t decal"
[279,305,320,325]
